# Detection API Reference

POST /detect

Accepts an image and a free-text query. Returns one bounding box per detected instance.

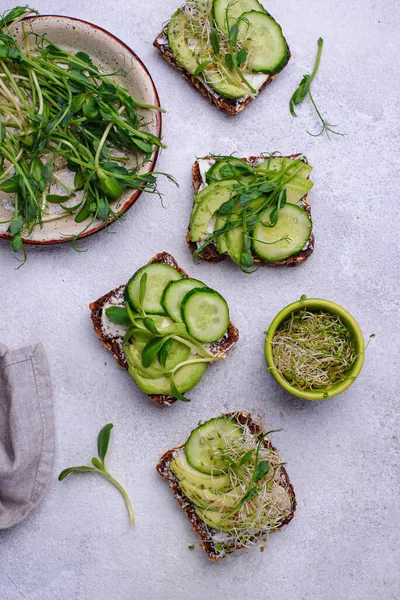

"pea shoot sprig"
[59,423,135,526]
[290,38,343,138]
[194,155,306,273]
[0,6,175,265]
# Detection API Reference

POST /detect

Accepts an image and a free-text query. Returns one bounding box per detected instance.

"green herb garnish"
[290,38,343,138]
[0,6,175,265]
[58,423,135,525]
[272,310,357,389]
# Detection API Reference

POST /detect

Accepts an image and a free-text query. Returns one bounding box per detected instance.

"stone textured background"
[0,1,399,599]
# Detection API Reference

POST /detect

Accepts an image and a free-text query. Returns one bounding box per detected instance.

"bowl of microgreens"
[265,297,365,400]
[0,7,174,264]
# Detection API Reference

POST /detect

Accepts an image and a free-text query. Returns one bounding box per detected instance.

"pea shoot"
[0,6,175,265]
[290,37,343,138]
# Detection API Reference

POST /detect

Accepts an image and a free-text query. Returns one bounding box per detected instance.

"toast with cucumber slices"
[187,154,315,270]
[157,411,296,561]
[154,0,290,115]
[90,252,238,407]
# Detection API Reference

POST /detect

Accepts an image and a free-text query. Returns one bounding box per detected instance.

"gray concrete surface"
[0,1,399,599]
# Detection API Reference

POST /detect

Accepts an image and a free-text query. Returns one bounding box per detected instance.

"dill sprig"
[272,310,357,390]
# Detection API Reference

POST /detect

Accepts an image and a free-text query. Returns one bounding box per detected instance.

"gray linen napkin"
[0,343,54,529]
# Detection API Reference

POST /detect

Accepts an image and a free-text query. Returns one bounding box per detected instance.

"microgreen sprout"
[58,423,135,526]
[271,310,357,390]
[290,38,344,138]
[0,6,174,264]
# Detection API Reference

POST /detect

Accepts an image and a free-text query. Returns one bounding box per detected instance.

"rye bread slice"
[187,154,315,266]
[157,411,296,561]
[153,26,290,116]
[89,252,239,407]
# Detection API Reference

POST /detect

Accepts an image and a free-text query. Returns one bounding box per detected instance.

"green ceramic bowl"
[264,298,365,401]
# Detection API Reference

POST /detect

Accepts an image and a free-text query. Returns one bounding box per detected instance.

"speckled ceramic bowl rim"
[0,14,162,245]
[265,298,365,401]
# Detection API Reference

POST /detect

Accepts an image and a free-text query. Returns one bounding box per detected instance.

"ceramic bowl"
[0,15,162,244]
[264,298,365,400]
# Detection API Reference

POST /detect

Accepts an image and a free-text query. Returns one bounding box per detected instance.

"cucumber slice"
[168,9,198,74]
[190,180,236,242]
[161,278,206,322]
[213,0,266,34]
[128,361,207,396]
[125,263,183,315]
[238,11,289,74]
[124,334,190,379]
[181,288,230,343]
[255,157,313,180]
[206,157,253,184]
[185,417,244,474]
[252,204,312,261]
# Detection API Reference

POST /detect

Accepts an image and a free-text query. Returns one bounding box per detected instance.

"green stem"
[309,38,324,85]
[100,469,135,526]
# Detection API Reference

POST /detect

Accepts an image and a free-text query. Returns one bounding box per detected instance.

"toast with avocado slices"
[187,154,315,270]
[157,411,296,561]
[154,0,290,115]
[90,252,239,407]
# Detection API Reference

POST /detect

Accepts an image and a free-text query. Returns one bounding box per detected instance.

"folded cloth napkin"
[0,343,54,529]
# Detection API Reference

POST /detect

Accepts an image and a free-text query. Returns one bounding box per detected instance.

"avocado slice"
[124,335,190,379]
[190,180,236,242]
[225,223,244,265]
[128,361,207,396]
[214,214,228,254]
[203,61,248,99]
[255,157,313,179]
[195,506,238,532]
[167,9,198,74]
[180,479,243,511]
[171,452,233,492]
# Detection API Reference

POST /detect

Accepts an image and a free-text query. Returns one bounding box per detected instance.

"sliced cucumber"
[206,157,253,184]
[128,360,207,396]
[181,288,230,343]
[213,0,266,34]
[170,452,233,492]
[190,180,236,242]
[124,334,190,379]
[125,263,183,315]
[185,417,244,474]
[161,278,206,322]
[238,11,288,74]
[252,204,312,261]
[168,9,198,74]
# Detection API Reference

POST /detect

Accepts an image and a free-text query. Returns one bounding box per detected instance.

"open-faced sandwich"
[154,0,290,115]
[187,154,315,271]
[90,252,238,406]
[157,411,296,560]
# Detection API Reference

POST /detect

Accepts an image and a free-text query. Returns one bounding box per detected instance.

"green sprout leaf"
[210,29,220,56]
[194,60,211,77]
[97,423,113,462]
[105,306,131,325]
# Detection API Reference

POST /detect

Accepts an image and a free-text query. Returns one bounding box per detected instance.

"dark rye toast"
[157,411,296,561]
[187,154,315,265]
[89,252,239,407]
[153,25,290,116]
